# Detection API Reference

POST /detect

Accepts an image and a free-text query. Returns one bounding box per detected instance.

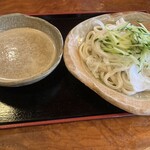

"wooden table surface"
[0,0,150,149]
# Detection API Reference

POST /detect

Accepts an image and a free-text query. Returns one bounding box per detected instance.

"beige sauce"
[0,27,56,80]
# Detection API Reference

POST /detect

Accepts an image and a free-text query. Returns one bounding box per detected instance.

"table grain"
[0,0,150,149]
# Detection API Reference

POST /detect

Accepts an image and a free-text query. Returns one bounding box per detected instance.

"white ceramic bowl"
[0,13,63,87]
[64,11,150,115]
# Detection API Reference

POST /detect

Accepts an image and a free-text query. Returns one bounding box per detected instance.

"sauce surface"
[0,28,56,80]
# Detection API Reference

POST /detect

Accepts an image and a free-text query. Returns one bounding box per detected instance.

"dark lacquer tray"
[0,13,132,129]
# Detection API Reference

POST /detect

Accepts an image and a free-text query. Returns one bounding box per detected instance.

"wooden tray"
[0,13,132,129]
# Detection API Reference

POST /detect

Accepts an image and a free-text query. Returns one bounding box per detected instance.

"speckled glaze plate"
[64,11,150,115]
[0,13,63,87]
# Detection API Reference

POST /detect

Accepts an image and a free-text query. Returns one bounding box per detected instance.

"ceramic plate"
[64,11,150,115]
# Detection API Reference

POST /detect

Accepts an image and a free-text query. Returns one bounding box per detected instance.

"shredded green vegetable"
[98,21,150,71]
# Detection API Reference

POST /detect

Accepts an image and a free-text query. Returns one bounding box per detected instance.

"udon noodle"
[79,18,150,95]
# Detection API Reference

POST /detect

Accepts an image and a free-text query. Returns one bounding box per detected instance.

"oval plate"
[64,11,150,115]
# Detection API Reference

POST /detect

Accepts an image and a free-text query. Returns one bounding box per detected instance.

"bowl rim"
[0,13,63,87]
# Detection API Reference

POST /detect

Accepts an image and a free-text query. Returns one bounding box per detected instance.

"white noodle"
[79,20,135,95]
